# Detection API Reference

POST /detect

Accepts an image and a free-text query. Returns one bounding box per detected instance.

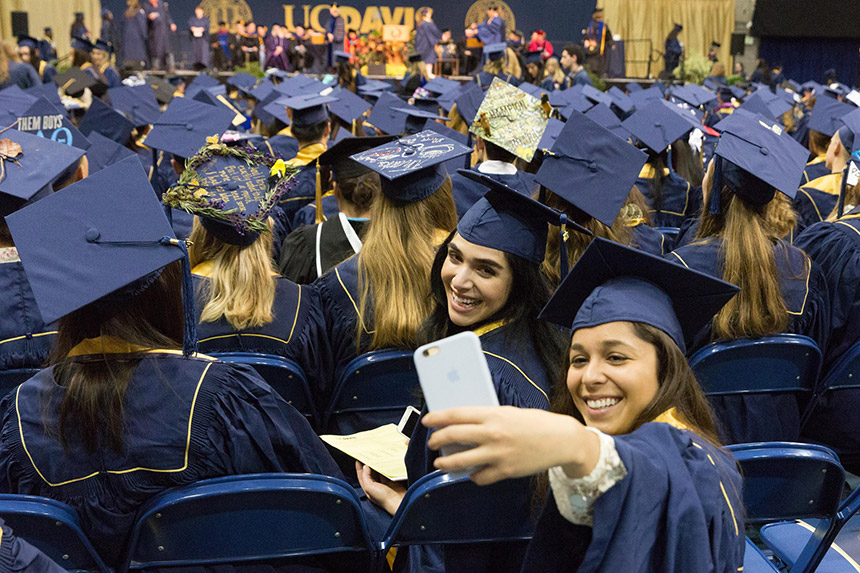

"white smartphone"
[413,331,499,469]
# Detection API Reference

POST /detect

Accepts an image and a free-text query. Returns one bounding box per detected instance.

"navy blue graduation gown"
[539,76,555,93]
[801,156,830,186]
[634,169,700,228]
[122,10,149,66]
[188,15,210,67]
[0,254,55,372]
[451,166,538,219]
[0,518,66,573]
[665,238,830,443]
[291,193,340,229]
[794,210,860,455]
[2,63,39,91]
[793,172,841,231]
[100,64,122,89]
[400,321,553,573]
[255,135,299,160]
[276,166,317,232]
[414,21,442,64]
[139,148,193,239]
[630,223,667,255]
[521,421,744,573]
[0,351,341,567]
[142,0,170,60]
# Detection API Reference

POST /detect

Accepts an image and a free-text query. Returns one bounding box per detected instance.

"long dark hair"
[48,261,185,454]
[418,230,567,385]
[645,149,668,215]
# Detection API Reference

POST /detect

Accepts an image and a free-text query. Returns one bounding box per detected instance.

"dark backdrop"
[751,0,860,39]
[758,37,859,87]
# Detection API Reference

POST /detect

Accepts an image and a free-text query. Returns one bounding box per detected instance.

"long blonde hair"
[544,58,566,84]
[357,178,457,350]
[696,187,794,340]
[188,217,277,331]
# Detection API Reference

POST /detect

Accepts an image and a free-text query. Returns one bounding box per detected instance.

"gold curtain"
[0,0,102,66]
[602,0,734,79]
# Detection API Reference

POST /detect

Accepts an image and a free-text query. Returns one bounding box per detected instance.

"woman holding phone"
[423,238,745,572]
[357,174,570,573]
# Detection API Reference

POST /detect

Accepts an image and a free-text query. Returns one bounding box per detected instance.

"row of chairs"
[2,442,856,572]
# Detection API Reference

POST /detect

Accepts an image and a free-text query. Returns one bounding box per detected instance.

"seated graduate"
[524,50,555,92]
[623,100,701,228]
[357,174,569,573]
[0,158,341,566]
[279,136,392,284]
[419,238,745,573]
[802,118,834,185]
[16,35,56,84]
[449,80,539,218]
[794,110,853,230]
[161,141,323,372]
[0,40,39,90]
[0,518,66,573]
[474,43,521,90]
[314,131,466,421]
[70,36,103,85]
[143,96,236,240]
[334,50,365,93]
[534,111,661,285]
[0,130,86,372]
[401,52,429,97]
[666,116,830,443]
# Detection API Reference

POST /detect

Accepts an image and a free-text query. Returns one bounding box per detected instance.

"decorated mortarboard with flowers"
[539,237,739,354]
[469,77,551,163]
[349,129,472,202]
[163,141,299,246]
[17,97,91,151]
[107,85,160,127]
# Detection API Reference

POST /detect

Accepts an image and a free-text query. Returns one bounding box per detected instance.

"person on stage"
[414,7,442,80]
[188,5,210,70]
[583,7,612,77]
[122,0,148,70]
[143,0,175,71]
[325,3,345,69]
[477,5,506,45]
[664,23,682,77]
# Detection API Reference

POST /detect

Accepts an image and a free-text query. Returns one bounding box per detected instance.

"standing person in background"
[477,5,506,45]
[39,28,57,62]
[122,0,148,70]
[749,58,771,85]
[70,12,88,40]
[100,9,117,56]
[707,41,720,63]
[325,3,345,69]
[143,0,174,70]
[414,7,442,80]
[664,23,682,77]
[583,7,612,77]
[211,20,235,70]
[189,5,210,70]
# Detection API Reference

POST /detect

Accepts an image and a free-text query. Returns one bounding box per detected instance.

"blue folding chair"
[655,226,680,244]
[0,368,39,397]
[323,349,420,434]
[379,470,534,555]
[0,494,109,573]
[801,341,860,470]
[760,486,860,573]
[123,473,375,573]
[689,334,822,443]
[744,538,780,573]
[728,443,848,573]
[209,352,316,425]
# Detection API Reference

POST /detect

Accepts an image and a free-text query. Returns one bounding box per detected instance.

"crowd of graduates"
[0,27,859,571]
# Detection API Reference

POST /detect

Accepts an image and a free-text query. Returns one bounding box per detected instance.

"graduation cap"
[517,83,546,98]
[621,99,693,154]
[79,97,134,144]
[250,79,276,102]
[145,75,176,105]
[671,84,717,108]
[584,103,629,140]
[146,97,235,159]
[454,82,485,124]
[328,88,372,124]
[108,85,160,127]
[350,129,472,202]
[559,94,594,119]
[85,130,138,174]
[739,89,792,121]
[628,85,662,109]
[548,84,582,108]
[282,94,338,128]
[539,237,739,353]
[581,84,613,107]
[537,117,565,150]
[661,98,706,132]
[0,128,85,216]
[423,76,461,96]
[626,82,644,92]
[185,73,221,97]
[275,75,328,97]
[525,51,543,66]
[607,86,634,114]
[17,35,38,50]
[437,83,465,113]
[801,81,822,94]
[407,52,422,63]
[334,50,352,63]
[94,38,113,53]
[317,135,396,181]
[367,91,409,135]
[709,113,809,213]
[702,78,723,92]
[254,90,285,129]
[456,170,570,264]
[18,97,91,151]
[330,127,354,144]
[227,72,257,92]
[193,86,247,127]
[0,86,37,128]
[358,78,396,95]
[71,35,93,52]
[411,96,440,114]
[24,82,66,115]
[54,67,106,98]
[483,43,507,62]
[391,106,449,135]
[164,146,296,247]
[6,155,198,355]
[469,78,549,162]
[808,95,854,136]
[839,108,860,155]
[536,110,647,227]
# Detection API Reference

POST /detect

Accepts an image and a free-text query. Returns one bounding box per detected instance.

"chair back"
[324,349,420,434]
[0,494,109,573]
[210,352,316,424]
[124,473,374,573]
[727,442,844,525]
[380,470,534,552]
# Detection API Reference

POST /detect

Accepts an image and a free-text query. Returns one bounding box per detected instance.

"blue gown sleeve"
[0,519,67,573]
[522,423,744,572]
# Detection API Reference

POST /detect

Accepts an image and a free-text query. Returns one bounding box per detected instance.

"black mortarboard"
[54,68,105,98]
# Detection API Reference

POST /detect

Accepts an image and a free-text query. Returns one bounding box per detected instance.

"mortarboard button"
[85,228,100,242]
[185,123,194,130]
[760,147,769,156]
